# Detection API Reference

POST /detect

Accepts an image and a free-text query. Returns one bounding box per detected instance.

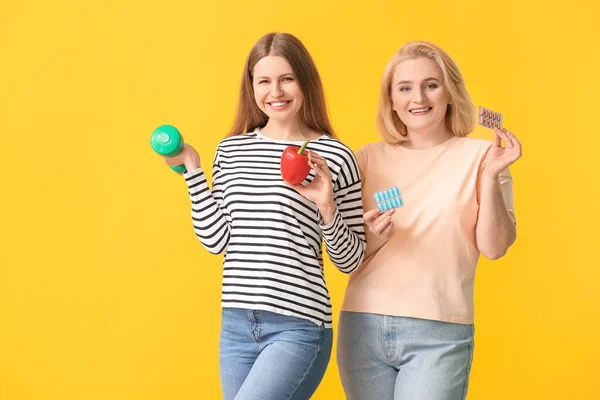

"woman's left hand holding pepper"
[289,151,336,224]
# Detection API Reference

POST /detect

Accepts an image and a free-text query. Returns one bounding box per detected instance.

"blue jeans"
[219,308,333,400]
[337,311,474,400]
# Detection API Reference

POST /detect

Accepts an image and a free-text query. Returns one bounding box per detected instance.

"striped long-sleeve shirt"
[182,129,366,327]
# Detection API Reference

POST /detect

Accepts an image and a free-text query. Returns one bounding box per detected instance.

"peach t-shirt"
[342,136,515,324]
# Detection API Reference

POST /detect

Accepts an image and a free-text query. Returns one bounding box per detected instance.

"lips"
[409,107,433,115]
[269,101,291,107]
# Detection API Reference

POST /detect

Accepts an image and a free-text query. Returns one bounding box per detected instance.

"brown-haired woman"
[165,32,366,400]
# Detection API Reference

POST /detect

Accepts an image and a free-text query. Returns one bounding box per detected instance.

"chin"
[267,115,287,122]
[409,118,444,130]
[406,122,433,131]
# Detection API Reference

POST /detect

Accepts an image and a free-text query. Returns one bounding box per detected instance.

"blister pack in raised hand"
[374,187,403,212]
[478,106,503,129]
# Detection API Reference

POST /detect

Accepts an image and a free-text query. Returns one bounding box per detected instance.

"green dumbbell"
[150,125,187,174]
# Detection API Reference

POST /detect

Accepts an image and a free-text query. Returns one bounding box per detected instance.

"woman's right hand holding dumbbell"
[164,145,201,173]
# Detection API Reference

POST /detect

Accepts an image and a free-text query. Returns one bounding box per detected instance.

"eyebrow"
[396,77,441,86]
[255,73,295,80]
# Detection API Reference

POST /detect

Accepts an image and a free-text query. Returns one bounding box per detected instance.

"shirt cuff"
[318,206,341,234]
[183,167,204,180]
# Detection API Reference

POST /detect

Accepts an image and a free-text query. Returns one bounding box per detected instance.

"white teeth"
[271,102,287,107]
[410,108,430,113]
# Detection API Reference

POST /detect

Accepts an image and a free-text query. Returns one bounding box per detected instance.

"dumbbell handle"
[150,125,187,174]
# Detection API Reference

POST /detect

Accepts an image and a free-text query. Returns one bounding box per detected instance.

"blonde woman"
[337,41,521,400]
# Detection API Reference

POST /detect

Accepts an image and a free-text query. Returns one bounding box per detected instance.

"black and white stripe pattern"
[182,130,366,327]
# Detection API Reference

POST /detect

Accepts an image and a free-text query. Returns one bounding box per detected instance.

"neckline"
[254,128,329,144]
[395,135,460,153]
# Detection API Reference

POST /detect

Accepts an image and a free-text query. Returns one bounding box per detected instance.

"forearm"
[475,175,516,259]
[183,158,200,174]
[320,183,366,273]
[318,202,336,225]
[184,168,231,254]
[321,208,366,273]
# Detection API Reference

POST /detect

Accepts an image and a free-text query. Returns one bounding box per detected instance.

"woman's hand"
[164,144,201,172]
[290,151,336,223]
[483,127,522,179]
[364,208,395,240]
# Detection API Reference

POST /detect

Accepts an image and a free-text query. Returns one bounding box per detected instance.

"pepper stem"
[297,140,309,155]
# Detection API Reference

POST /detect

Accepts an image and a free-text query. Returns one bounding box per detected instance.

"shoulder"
[356,141,389,157]
[354,141,396,169]
[214,132,262,157]
[454,136,493,151]
[311,136,358,166]
[451,136,494,159]
[312,136,362,186]
[315,135,355,153]
[449,137,496,175]
[217,132,258,148]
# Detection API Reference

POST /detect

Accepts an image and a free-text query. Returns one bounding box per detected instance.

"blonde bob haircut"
[376,41,475,144]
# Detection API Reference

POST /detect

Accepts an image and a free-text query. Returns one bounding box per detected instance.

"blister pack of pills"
[374,187,404,212]
[478,106,503,129]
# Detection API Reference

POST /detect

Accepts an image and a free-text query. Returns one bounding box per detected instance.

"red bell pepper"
[280,140,311,185]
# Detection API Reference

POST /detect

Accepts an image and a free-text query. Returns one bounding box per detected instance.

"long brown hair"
[227,32,335,138]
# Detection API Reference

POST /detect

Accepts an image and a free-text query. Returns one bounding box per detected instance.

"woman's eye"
[399,86,410,92]
[425,83,438,90]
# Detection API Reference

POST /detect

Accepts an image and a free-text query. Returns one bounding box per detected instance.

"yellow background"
[1,0,598,399]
